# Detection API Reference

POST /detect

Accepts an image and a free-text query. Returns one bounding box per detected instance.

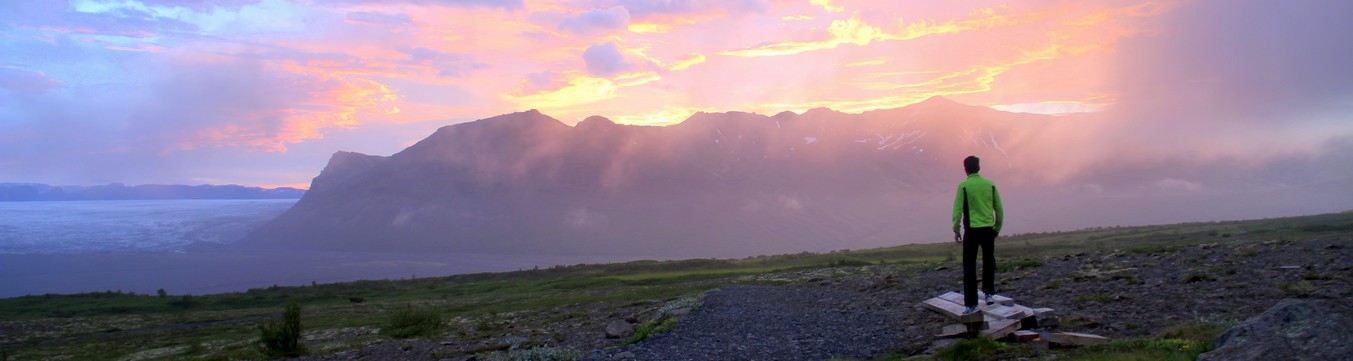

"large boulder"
[1198,298,1353,361]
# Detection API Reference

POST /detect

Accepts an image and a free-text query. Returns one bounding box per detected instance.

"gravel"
[592,286,905,361]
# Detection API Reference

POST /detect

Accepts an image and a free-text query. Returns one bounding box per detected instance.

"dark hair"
[963,156,980,174]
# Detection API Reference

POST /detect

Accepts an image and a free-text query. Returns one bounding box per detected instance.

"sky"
[1,0,1351,189]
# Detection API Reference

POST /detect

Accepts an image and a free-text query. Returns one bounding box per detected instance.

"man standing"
[952,155,1004,314]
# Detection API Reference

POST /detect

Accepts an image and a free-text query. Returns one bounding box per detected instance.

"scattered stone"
[612,351,635,359]
[604,320,633,339]
[1198,299,1353,361]
[665,307,692,318]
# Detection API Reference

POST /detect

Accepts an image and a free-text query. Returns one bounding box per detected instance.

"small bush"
[382,306,445,339]
[626,318,676,344]
[1183,269,1215,283]
[258,302,305,357]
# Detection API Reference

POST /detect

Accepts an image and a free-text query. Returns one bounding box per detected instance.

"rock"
[612,351,636,359]
[1312,286,1352,299]
[605,320,634,339]
[1198,299,1353,361]
[666,307,692,318]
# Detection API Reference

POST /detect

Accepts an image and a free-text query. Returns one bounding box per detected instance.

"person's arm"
[992,185,1003,237]
[952,184,964,242]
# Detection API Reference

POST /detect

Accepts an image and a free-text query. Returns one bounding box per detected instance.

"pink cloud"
[557,6,630,36]
[582,42,633,77]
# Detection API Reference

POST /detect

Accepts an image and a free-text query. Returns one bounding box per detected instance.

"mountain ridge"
[240,98,1040,256]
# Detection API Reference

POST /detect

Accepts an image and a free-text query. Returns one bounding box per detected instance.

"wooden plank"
[938,324,970,338]
[1044,332,1110,346]
[1013,330,1040,342]
[938,291,965,305]
[1033,307,1055,317]
[980,319,1021,340]
[986,293,1015,306]
[921,297,984,323]
[983,305,1028,320]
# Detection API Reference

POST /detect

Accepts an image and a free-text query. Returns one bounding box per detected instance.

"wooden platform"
[921,297,984,323]
[921,290,1108,345]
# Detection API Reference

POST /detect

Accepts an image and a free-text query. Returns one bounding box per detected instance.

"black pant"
[963,227,997,307]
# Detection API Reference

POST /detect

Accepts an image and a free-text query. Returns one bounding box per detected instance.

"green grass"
[932,337,1024,361]
[2,211,1349,360]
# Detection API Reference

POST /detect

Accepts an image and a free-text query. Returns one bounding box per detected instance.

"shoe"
[985,294,994,306]
[963,306,979,315]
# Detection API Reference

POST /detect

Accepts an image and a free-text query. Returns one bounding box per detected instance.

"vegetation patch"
[478,346,582,361]
[1074,292,1114,304]
[626,292,708,344]
[996,258,1043,273]
[1069,338,1209,361]
[932,337,1024,361]
[1275,280,1316,296]
[381,305,445,339]
[258,302,306,357]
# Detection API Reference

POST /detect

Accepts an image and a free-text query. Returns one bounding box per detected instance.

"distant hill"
[0,183,305,201]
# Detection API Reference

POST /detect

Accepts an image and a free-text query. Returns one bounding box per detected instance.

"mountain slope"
[240,98,1065,256]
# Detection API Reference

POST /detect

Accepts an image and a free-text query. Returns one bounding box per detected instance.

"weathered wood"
[938,291,965,305]
[938,324,970,338]
[1013,330,1040,342]
[921,297,984,323]
[1031,307,1058,328]
[980,319,1021,340]
[1044,332,1110,346]
[983,305,1028,320]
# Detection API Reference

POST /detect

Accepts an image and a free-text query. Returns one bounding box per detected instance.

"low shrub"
[382,305,445,339]
[258,302,305,357]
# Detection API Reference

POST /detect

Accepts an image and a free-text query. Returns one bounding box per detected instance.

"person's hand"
[953,231,963,243]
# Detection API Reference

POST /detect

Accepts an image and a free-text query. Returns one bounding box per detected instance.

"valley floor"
[2,212,1351,360]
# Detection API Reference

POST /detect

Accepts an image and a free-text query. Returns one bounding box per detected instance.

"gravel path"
[594,285,906,361]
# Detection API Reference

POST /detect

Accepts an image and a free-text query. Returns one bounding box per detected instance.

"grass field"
[1,211,1349,360]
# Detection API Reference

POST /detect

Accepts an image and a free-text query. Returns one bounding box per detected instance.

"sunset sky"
[2,0,1351,188]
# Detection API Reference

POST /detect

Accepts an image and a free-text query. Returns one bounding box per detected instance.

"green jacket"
[952,173,1003,233]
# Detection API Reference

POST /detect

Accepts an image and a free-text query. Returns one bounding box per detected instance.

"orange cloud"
[184,74,400,152]
[719,5,1066,57]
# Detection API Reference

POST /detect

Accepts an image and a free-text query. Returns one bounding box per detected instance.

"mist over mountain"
[0,183,304,202]
[240,97,1353,257]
